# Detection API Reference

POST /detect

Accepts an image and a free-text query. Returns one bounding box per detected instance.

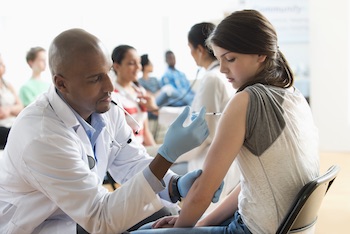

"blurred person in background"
[19,46,50,106]
[112,45,157,147]
[139,54,184,109]
[161,50,195,107]
[0,53,23,149]
[170,22,241,212]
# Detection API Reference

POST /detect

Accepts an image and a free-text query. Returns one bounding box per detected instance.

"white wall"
[1,0,348,152]
[0,0,237,91]
[310,0,350,152]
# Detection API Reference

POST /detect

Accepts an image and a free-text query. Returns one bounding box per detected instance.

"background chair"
[276,165,340,234]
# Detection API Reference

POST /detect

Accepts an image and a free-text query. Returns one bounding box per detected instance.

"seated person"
[130,9,320,234]
[160,50,195,107]
[0,53,24,149]
[139,54,185,108]
[0,28,216,234]
[111,45,157,147]
[19,46,50,106]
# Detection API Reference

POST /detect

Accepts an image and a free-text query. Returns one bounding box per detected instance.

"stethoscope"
[87,99,140,171]
[111,99,141,135]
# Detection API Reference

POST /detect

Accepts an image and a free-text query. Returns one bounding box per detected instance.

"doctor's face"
[55,46,114,121]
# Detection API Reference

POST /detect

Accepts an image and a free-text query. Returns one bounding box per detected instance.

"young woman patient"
[131,9,320,234]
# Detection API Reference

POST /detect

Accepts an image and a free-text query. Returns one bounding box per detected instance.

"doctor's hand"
[176,169,202,199]
[158,106,209,163]
[190,112,199,121]
[172,170,225,203]
[211,180,224,203]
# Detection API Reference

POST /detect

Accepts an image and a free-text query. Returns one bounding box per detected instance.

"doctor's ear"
[54,74,67,92]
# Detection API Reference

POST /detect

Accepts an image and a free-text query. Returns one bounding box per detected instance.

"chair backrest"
[276,165,340,234]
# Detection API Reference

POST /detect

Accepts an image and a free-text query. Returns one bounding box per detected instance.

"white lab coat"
[0,85,174,234]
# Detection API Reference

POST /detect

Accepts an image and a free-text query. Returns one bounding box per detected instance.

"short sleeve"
[244,84,286,156]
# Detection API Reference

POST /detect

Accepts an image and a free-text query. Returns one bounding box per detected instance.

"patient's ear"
[258,54,267,63]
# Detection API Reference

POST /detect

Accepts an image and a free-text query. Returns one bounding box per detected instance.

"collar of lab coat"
[47,85,80,129]
[47,85,100,172]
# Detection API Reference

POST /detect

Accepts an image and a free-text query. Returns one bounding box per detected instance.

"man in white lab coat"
[0,28,214,234]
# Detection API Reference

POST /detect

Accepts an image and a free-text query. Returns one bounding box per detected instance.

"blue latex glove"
[177,170,225,203]
[177,169,202,198]
[158,106,209,163]
[212,181,224,203]
[191,112,198,121]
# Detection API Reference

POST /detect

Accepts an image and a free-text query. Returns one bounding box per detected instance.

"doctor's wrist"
[169,175,181,203]
[149,154,172,180]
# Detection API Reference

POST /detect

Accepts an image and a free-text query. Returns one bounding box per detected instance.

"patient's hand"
[152,215,179,229]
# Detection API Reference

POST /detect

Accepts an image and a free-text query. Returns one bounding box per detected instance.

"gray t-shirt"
[237,84,319,234]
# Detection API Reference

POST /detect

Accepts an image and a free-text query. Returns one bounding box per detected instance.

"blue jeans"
[130,210,252,234]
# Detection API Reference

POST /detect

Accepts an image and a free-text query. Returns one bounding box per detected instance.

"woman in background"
[171,22,241,211]
[172,22,237,172]
[0,54,23,149]
[111,45,157,147]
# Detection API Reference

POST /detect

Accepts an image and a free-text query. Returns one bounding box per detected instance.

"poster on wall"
[238,0,309,43]
[236,0,310,101]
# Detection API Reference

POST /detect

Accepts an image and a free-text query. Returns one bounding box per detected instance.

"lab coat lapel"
[94,132,109,180]
[47,85,81,129]
[48,86,98,173]
[76,125,97,173]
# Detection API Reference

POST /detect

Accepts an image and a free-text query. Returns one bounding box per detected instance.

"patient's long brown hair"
[207,9,294,92]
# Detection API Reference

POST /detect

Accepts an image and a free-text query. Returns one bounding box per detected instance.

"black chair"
[276,165,340,234]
